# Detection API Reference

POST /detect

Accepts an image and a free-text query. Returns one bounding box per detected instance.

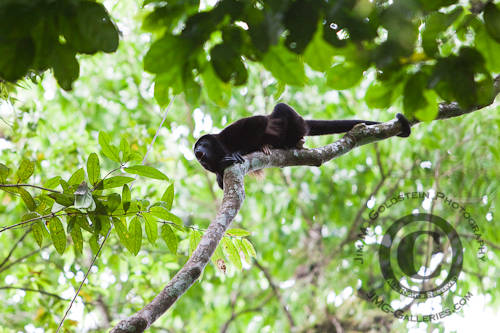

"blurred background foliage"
[0,0,499,332]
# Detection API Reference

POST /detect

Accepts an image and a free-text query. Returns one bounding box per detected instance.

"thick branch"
[111,83,498,332]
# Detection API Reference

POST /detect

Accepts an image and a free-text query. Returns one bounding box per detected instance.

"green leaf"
[120,137,131,162]
[124,165,169,181]
[475,23,500,71]
[142,213,158,245]
[201,64,232,107]
[101,176,135,189]
[0,37,34,81]
[32,221,44,247]
[129,216,142,256]
[113,217,132,252]
[422,8,463,57]
[210,43,248,85]
[235,238,250,263]
[87,153,100,186]
[211,243,225,267]
[262,44,306,86]
[18,187,36,211]
[44,176,61,189]
[226,228,251,237]
[242,238,257,258]
[70,223,83,255]
[161,224,178,254]
[326,63,365,90]
[122,184,131,212]
[49,193,74,207]
[16,159,34,182]
[68,168,85,186]
[0,163,10,183]
[484,2,500,43]
[189,229,202,257]
[222,237,242,270]
[89,234,99,254]
[106,193,121,213]
[365,80,395,109]
[65,1,119,54]
[144,34,193,74]
[98,132,121,163]
[304,24,336,72]
[149,206,183,226]
[161,184,174,210]
[48,217,66,255]
[51,44,79,91]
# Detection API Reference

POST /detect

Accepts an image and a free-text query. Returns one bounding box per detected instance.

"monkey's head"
[193,134,224,173]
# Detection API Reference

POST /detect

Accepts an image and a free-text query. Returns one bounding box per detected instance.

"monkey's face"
[194,135,219,173]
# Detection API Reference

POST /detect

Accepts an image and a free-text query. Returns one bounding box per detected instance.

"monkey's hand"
[261,145,273,155]
[221,152,245,168]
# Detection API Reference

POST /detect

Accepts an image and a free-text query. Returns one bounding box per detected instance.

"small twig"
[253,259,295,328]
[56,226,113,333]
[0,286,69,301]
[0,245,50,274]
[0,184,60,193]
[0,208,66,233]
[0,228,31,269]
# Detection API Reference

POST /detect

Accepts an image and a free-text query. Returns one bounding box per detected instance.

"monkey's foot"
[221,152,245,168]
[262,145,273,155]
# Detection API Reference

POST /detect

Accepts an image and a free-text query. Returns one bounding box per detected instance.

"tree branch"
[111,82,499,332]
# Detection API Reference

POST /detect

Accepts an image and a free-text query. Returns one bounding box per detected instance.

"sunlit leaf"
[129,216,142,255]
[149,206,183,226]
[68,168,85,186]
[98,131,121,163]
[87,153,100,186]
[161,184,174,210]
[48,217,66,255]
[16,159,34,182]
[124,165,169,181]
[222,237,242,270]
[101,176,135,189]
[161,224,178,254]
[226,228,251,237]
[70,223,83,255]
[142,213,158,245]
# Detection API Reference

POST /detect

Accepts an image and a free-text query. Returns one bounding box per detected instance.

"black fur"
[194,103,411,189]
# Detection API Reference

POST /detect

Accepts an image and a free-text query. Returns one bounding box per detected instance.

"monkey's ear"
[216,173,224,189]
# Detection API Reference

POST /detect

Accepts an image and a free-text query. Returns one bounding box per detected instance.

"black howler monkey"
[194,103,411,189]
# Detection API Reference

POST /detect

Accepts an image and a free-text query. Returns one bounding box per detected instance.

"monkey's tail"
[305,120,379,136]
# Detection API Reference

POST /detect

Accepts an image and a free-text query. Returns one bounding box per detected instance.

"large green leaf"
[484,2,500,43]
[98,132,121,163]
[51,44,79,91]
[326,62,365,90]
[48,217,66,255]
[201,64,231,107]
[101,176,135,189]
[149,206,183,226]
[128,216,142,256]
[87,153,100,186]
[142,213,158,245]
[16,159,34,182]
[124,165,169,181]
[161,224,178,254]
[161,184,174,210]
[262,44,306,86]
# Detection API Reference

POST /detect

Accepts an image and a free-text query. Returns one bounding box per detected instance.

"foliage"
[0,0,498,332]
[0,0,119,90]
